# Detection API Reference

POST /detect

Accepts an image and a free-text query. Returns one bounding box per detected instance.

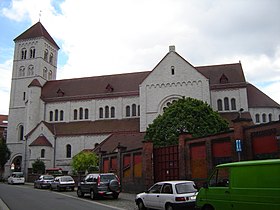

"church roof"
[28,79,42,88]
[41,71,150,102]
[14,22,59,49]
[29,135,52,147]
[247,83,280,108]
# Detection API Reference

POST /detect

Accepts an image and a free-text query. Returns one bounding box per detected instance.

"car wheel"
[109,179,120,192]
[90,190,96,200]
[203,205,214,210]
[165,204,173,210]
[77,188,84,198]
[50,186,53,191]
[137,200,146,210]
[34,183,36,188]
[57,186,61,192]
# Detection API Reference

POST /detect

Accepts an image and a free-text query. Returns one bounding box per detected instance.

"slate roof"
[14,22,59,49]
[29,135,52,147]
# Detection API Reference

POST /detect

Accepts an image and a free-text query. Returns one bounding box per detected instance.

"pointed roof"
[29,135,52,147]
[28,79,42,88]
[14,22,59,49]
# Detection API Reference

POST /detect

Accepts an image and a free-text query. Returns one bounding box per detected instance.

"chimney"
[169,45,175,52]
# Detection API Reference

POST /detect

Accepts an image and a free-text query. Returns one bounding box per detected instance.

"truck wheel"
[90,190,96,200]
[77,188,84,197]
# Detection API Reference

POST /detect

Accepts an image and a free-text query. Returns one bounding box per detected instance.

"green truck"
[196,159,280,210]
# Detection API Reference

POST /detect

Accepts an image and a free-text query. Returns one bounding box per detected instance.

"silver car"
[50,176,75,191]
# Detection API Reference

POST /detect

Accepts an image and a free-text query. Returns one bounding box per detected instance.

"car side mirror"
[203,182,208,189]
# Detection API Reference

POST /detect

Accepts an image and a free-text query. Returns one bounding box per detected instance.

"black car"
[34,175,54,189]
[77,173,121,199]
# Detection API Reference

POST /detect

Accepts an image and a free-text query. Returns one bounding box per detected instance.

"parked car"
[50,176,75,191]
[34,175,54,189]
[77,173,121,199]
[135,180,197,210]
[7,172,25,185]
[196,159,280,210]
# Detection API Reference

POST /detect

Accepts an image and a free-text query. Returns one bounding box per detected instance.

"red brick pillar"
[142,141,154,189]
[178,133,192,180]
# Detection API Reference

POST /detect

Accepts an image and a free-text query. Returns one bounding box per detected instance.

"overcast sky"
[0,0,280,115]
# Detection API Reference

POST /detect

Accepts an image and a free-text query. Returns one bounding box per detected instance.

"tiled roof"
[29,135,52,147]
[14,22,59,49]
[196,63,247,89]
[44,118,140,136]
[41,71,150,102]
[247,83,280,108]
[28,79,42,88]
[220,112,252,127]
[94,132,145,153]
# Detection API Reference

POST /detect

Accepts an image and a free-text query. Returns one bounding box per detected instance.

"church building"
[5,22,280,176]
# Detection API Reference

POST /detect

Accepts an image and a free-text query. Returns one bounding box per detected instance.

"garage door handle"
[225,191,230,194]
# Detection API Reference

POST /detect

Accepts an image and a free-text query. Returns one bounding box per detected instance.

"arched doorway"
[11,156,22,172]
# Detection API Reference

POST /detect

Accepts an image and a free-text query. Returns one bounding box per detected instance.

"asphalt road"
[0,183,137,210]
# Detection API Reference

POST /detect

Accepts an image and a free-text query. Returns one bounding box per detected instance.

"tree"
[71,151,99,174]
[32,159,45,174]
[145,97,229,147]
[0,138,11,178]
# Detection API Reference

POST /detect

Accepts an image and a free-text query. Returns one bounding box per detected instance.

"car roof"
[155,180,194,185]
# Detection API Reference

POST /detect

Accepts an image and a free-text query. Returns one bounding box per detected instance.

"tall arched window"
[44,49,48,60]
[224,97,229,110]
[49,53,53,64]
[48,70,52,80]
[60,110,64,121]
[43,67,47,78]
[19,125,24,141]
[19,66,25,77]
[138,105,140,116]
[66,144,71,158]
[262,113,267,123]
[126,106,130,117]
[268,113,272,122]
[255,114,260,123]
[79,107,83,119]
[41,149,45,158]
[85,108,89,119]
[111,107,115,118]
[99,108,103,118]
[105,106,109,118]
[132,104,137,116]
[27,65,34,76]
[21,48,27,59]
[55,109,58,121]
[49,111,53,121]
[30,47,35,58]
[217,99,223,111]
[74,109,78,120]
[231,98,236,110]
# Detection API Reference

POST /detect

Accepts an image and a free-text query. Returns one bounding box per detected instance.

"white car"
[135,180,197,210]
[7,172,25,185]
[50,176,75,191]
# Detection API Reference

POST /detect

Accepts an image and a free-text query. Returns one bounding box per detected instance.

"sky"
[0,0,280,115]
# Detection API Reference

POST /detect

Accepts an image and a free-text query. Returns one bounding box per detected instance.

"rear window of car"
[43,175,54,180]
[12,173,24,178]
[175,182,197,194]
[61,176,74,182]
[100,174,117,182]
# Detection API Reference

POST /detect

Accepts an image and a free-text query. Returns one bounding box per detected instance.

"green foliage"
[0,139,11,170]
[145,97,229,147]
[71,151,99,174]
[32,158,46,174]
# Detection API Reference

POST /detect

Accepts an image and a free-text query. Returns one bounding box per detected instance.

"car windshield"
[100,175,116,182]
[175,182,197,194]
[61,176,73,182]
[43,175,54,180]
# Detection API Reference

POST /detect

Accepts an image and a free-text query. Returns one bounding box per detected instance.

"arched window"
[79,107,83,119]
[85,108,89,119]
[49,53,53,64]
[60,110,64,121]
[21,48,27,59]
[111,107,115,118]
[138,105,140,116]
[74,109,78,120]
[44,49,48,60]
[27,65,34,76]
[255,114,260,123]
[99,108,103,118]
[49,111,53,121]
[171,66,175,75]
[48,70,52,80]
[41,149,45,158]
[262,113,267,123]
[55,109,58,121]
[231,98,236,110]
[268,114,272,122]
[19,125,24,141]
[66,144,71,158]
[224,97,229,110]
[43,67,47,78]
[132,104,137,116]
[126,106,130,117]
[217,99,223,111]
[19,66,25,77]
[105,106,109,118]
[30,47,35,58]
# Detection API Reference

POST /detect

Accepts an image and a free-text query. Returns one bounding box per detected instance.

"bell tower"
[6,22,59,176]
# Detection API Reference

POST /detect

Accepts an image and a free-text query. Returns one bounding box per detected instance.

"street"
[0,183,137,210]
